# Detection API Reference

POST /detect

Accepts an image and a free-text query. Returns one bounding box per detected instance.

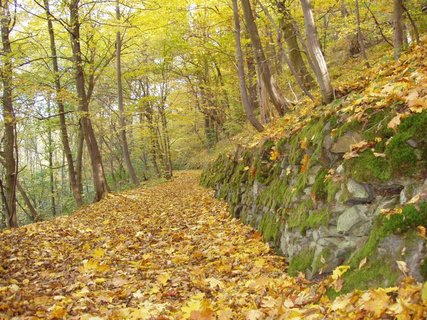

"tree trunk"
[158,106,173,179]
[76,124,84,196]
[47,106,56,216]
[300,0,334,103]
[232,0,264,132]
[241,0,291,116]
[394,0,404,59]
[0,0,18,227]
[69,0,109,202]
[355,0,370,67]
[116,1,139,186]
[44,0,83,207]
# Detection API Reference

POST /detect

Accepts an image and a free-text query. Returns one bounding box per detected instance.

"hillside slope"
[201,40,427,295]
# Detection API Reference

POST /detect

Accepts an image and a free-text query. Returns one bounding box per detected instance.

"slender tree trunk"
[0,0,17,227]
[44,0,83,206]
[16,182,40,222]
[241,0,291,116]
[76,125,84,195]
[355,0,370,67]
[394,0,404,59]
[300,0,334,103]
[116,1,139,186]
[47,106,56,216]
[158,106,173,179]
[232,0,264,132]
[69,0,110,201]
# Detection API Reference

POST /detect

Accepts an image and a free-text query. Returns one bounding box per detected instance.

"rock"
[400,182,422,204]
[337,205,368,233]
[347,179,369,199]
[331,132,363,154]
[323,134,332,150]
[336,164,345,175]
[406,139,418,148]
[374,198,399,216]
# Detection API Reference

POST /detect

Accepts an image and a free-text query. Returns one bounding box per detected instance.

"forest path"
[0,171,425,319]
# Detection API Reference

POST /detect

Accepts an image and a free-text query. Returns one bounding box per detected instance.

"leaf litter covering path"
[0,172,426,319]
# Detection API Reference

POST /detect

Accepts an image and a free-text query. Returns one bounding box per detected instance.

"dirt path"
[0,172,425,319]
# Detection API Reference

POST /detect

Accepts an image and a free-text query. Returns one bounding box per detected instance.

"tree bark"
[116,1,139,186]
[300,0,334,103]
[232,0,264,132]
[69,0,110,202]
[44,0,83,207]
[241,0,291,116]
[0,0,18,227]
[394,0,404,59]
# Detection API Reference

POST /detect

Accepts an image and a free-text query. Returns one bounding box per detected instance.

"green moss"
[385,132,417,176]
[344,150,391,183]
[362,110,394,141]
[326,179,340,202]
[312,169,328,201]
[258,213,281,243]
[287,199,313,231]
[306,209,330,229]
[257,178,289,209]
[335,119,362,138]
[329,261,398,298]
[382,202,427,234]
[312,248,331,274]
[288,248,315,277]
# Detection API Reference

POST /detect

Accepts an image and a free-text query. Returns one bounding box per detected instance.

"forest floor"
[0,171,426,319]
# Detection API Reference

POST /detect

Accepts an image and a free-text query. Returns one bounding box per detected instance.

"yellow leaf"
[387,114,404,130]
[270,149,280,161]
[361,289,390,317]
[49,304,67,319]
[157,272,171,286]
[421,282,427,306]
[300,154,309,173]
[417,226,427,240]
[358,257,367,270]
[396,260,408,274]
[92,248,105,259]
[300,137,308,150]
[246,309,264,320]
[332,265,350,280]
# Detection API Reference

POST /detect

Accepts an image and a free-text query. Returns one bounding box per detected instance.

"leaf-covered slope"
[1,172,426,319]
